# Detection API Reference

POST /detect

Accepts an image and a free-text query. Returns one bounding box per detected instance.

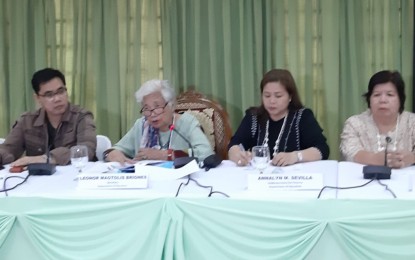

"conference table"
[0,160,415,259]
[337,161,415,199]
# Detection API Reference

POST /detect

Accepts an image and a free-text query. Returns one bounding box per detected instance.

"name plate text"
[77,173,148,189]
[248,173,323,191]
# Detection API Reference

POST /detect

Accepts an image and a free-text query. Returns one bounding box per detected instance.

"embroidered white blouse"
[340,109,415,161]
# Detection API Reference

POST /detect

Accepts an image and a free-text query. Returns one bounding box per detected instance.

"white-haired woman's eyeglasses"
[140,103,168,117]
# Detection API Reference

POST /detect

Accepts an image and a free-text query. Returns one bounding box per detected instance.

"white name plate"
[77,173,148,189]
[248,173,323,191]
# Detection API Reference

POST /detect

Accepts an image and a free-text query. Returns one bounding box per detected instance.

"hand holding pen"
[228,144,252,167]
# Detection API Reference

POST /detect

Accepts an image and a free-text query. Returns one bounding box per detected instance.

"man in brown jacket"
[0,68,96,166]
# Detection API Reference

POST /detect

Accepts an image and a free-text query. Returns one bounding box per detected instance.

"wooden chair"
[175,89,232,160]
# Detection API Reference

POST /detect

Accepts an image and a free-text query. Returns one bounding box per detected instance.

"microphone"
[363,136,391,180]
[169,124,197,168]
[28,144,56,175]
[384,136,392,166]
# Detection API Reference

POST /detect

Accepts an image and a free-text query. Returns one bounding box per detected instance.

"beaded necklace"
[262,114,288,156]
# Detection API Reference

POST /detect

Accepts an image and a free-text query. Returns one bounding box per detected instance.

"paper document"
[135,160,201,181]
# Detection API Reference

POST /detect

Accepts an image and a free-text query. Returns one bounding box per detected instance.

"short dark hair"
[251,69,304,125]
[31,68,66,94]
[363,70,405,113]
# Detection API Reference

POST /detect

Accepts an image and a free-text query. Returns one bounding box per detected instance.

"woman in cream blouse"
[340,70,415,169]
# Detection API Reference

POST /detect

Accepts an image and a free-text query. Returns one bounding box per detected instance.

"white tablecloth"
[0,160,338,199]
[336,161,415,199]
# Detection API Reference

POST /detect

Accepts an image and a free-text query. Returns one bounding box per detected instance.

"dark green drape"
[0,0,413,160]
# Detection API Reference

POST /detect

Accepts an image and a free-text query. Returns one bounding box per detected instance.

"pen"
[239,144,245,151]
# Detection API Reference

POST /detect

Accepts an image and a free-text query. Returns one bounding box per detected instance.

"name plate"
[248,173,323,191]
[77,173,148,189]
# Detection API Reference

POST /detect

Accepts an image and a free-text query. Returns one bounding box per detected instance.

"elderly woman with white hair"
[104,79,213,164]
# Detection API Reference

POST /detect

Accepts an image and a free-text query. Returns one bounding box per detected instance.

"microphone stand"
[384,136,392,166]
[363,136,392,180]
[170,125,197,168]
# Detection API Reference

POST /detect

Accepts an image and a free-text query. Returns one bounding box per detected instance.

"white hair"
[135,79,176,105]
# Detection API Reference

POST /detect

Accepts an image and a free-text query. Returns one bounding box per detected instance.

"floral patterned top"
[340,109,415,161]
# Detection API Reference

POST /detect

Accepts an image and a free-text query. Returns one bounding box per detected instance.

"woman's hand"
[228,145,252,166]
[387,151,415,169]
[272,152,297,167]
[134,148,167,161]
[106,150,134,165]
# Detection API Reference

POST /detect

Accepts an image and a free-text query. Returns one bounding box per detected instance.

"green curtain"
[0,0,413,160]
[161,0,261,124]
[0,0,162,143]
[339,0,414,121]
[0,0,56,135]
[54,0,161,142]
[161,0,413,160]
